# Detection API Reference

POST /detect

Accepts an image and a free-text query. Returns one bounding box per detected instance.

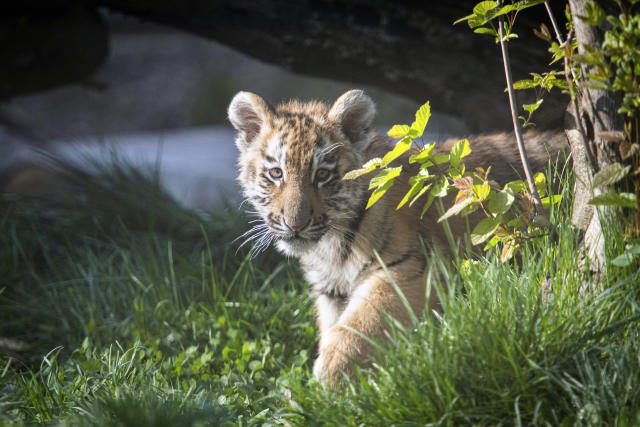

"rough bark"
[568,0,625,269]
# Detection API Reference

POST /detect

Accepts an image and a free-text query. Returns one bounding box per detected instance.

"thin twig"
[544,2,564,44]
[498,12,544,215]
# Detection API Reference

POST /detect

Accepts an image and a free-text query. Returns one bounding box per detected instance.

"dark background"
[1,1,568,206]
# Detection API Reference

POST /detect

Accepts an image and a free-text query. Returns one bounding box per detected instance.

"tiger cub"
[228,89,565,384]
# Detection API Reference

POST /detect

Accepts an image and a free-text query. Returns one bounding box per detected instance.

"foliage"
[459,0,640,269]
[454,0,547,41]
[0,162,315,425]
[286,198,640,425]
[344,101,561,261]
[571,1,640,268]
[1,147,639,425]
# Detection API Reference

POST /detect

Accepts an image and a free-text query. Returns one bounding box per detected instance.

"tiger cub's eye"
[268,167,283,179]
[316,168,330,181]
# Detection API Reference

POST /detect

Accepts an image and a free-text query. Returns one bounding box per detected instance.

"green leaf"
[473,183,491,201]
[523,98,544,114]
[471,217,501,245]
[541,194,562,209]
[438,198,474,223]
[409,183,432,207]
[343,157,382,180]
[410,102,431,137]
[484,234,501,251]
[430,154,451,166]
[473,1,498,17]
[534,172,546,196]
[488,188,515,215]
[588,192,637,208]
[531,215,551,228]
[450,139,471,168]
[409,142,436,164]
[512,79,539,90]
[369,166,402,190]
[382,137,413,166]
[505,179,526,194]
[432,176,449,198]
[420,177,448,218]
[474,27,498,36]
[366,180,394,209]
[397,180,425,210]
[592,162,631,189]
[453,13,476,26]
[610,243,640,267]
[626,244,640,255]
[612,252,634,267]
[580,1,606,26]
[512,0,546,11]
[387,125,410,139]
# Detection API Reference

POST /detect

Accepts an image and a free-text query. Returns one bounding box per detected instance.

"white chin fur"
[276,238,313,257]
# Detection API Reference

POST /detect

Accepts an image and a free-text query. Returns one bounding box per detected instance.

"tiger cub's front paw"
[313,328,360,386]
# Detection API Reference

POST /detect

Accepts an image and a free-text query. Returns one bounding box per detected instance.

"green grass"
[1,158,639,425]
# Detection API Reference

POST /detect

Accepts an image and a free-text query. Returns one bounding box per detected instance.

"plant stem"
[544,2,564,44]
[498,14,544,215]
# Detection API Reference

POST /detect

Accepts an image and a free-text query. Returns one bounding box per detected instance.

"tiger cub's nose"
[284,218,310,232]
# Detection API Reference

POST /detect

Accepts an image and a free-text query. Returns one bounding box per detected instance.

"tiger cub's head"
[228,90,376,256]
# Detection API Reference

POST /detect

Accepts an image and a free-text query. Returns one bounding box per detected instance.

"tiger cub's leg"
[313,271,426,385]
[314,293,347,337]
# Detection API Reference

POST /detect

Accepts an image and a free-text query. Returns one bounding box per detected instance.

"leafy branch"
[456,0,547,215]
[344,101,561,262]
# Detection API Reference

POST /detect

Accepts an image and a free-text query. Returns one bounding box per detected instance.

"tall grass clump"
[284,160,640,425]
[1,155,639,425]
[0,158,316,424]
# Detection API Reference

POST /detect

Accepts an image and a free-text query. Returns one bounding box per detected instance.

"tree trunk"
[568,0,625,270]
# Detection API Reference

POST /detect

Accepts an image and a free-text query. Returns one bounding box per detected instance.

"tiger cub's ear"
[228,92,274,152]
[328,90,376,144]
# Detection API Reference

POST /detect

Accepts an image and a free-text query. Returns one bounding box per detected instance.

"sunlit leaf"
[410,102,431,137]
[382,137,413,166]
[453,176,473,192]
[488,188,515,215]
[512,79,538,90]
[471,217,501,245]
[397,180,424,210]
[523,98,543,114]
[369,166,402,190]
[484,234,501,251]
[534,172,546,196]
[420,177,448,218]
[474,27,498,36]
[410,183,432,207]
[541,194,563,209]
[505,179,526,194]
[438,198,474,223]
[409,142,436,164]
[366,179,394,209]
[343,157,383,180]
[473,183,491,201]
[387,125,410,139]
[612,252,634,267]
[450,139,471,168]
